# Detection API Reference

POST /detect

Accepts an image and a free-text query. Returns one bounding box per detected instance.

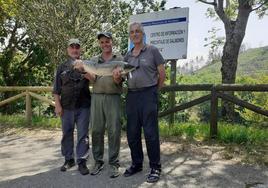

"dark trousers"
[61,107,90,164]
[126,85,161,169]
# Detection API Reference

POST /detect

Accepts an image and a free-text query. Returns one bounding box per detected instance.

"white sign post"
[129,8,189,60]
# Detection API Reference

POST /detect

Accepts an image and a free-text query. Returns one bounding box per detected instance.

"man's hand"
[74,60,85,72]
[157,64,166,90]
[55,102,63,117]
[54,94,63,117]
[112,66,122,84]
[83,72,96,81]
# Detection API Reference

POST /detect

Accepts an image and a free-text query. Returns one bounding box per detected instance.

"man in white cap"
[53,38,92,175]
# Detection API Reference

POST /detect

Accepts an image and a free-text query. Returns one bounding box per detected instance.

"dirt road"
[0,128,267,188]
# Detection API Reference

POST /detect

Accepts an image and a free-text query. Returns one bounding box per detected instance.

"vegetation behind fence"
[1,84,267,138]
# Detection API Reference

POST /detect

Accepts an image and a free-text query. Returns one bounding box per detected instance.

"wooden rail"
[159,84,268,138]
[0,86,54,125]
[0,84,268,138]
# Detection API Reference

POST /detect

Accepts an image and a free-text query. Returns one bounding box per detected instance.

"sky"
[164,0,268,60]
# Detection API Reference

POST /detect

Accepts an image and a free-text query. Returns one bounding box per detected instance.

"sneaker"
[109,165,120,178]
[90,163,104,175]
[146,168,161,183]
[123,165,142,177]
[60,159,75,172]
[78,161,89,175]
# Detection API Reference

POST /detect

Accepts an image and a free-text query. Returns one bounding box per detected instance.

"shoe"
[123,165,142,177]
[60,159,75,172]
[110,165,120,178]
[78,161,89,175]
[90,163,104,175]
[146,168,161,183]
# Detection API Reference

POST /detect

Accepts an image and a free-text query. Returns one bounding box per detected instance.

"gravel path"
[0,129,267,188]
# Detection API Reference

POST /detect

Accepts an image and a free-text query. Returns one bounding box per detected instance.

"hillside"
[182,46,268,84]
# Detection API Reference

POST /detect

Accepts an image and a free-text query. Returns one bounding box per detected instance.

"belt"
[92,93,121,95]
[128,85,157,92]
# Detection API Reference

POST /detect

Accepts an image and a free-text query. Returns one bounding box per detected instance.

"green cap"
[97,32,112,39]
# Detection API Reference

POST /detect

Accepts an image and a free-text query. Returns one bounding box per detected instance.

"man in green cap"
[76,32,123,178]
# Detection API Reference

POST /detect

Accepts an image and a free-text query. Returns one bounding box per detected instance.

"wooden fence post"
[210,86,218,138]
[169,59,177,126]
[26,90,32,125]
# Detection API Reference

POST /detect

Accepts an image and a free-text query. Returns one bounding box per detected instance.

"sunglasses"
[70,44,80,49]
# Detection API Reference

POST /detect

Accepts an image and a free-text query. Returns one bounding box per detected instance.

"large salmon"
[75,60,136,76]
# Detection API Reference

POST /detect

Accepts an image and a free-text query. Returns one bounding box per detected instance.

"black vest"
[59,60,91,109]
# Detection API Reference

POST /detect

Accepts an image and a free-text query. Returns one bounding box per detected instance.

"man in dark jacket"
[53,38,93,175]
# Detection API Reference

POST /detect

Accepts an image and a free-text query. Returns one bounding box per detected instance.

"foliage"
[198,0,268,82]
[18,0,166,64]
[235,75,268,123]
[186,46,268,82]
[1,0,166,86]
[178,46,268,123]
[1,114,266,146]
[0,0,55,87]
[204,27,225,63]
[198,0,268,122]
[0,114,61,129]
[159,121,268,145]
[0,0,165,114]
[160,65,191,122]
[0,4,54,112]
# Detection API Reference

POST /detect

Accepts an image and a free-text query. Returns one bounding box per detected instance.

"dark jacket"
[53,59,91,110]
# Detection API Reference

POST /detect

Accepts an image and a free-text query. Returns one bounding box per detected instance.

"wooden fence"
[159,84,268,138]
[0,84,268,138]
[0,86,54,125]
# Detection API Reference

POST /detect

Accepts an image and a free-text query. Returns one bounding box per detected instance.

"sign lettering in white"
[129,8,189,60]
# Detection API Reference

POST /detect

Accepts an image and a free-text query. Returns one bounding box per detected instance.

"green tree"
[0,0,55,113]
[18,0,166,64]
[1,0,166,114]
[0,0,54,87]
[198,0,268,120]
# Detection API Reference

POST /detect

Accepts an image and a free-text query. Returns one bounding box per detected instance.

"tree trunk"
[221,38,240,120]
[220,6,251,121]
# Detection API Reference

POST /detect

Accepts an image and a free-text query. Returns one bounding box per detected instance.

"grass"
[1,115,267,146]
[159,121,268,146]
[0,114,61,130]
[0,115,267,165]
[217,124,268,145]
[159,121,268,165]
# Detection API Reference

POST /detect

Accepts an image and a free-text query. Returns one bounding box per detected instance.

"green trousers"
[91,94,121,167]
